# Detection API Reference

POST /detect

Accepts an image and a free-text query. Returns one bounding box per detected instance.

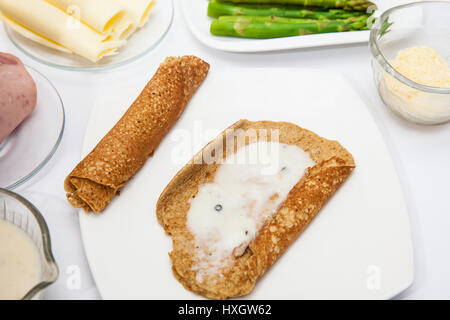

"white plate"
[4,0,174,71]
[182,0,414,52]
[79,68,413,299]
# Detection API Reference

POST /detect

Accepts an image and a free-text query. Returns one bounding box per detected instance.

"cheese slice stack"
[0,0,154,62]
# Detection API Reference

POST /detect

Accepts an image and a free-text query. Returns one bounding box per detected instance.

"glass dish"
[369,1,450,125]
[3,0,173,71]
[0,188,59,300]
[0,66,65,190]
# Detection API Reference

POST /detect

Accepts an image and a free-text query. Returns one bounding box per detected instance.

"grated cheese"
[391,46,450,88]
[380,46,450,124]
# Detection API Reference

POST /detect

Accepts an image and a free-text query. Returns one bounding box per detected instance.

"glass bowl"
[0,188,59,300]
[369,1,450,125]
[0,66,65,190]
[3,0,173,71]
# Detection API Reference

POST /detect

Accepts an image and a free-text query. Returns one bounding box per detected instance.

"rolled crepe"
[114,0,154,27]
[64,56,210,213]
[45,0,126,34]
[0,0,125,62]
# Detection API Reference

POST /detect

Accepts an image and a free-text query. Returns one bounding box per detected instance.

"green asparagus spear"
[219,15,317,23]
[208,1,369,20]
[210,18,368,38]
[217,15,368,28]
[216,0,376,12]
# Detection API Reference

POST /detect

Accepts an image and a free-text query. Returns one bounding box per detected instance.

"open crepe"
[156,120,355,299]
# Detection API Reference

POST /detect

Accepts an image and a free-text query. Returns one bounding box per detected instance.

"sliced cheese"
[0,12,72,53]
[45,0,125,34]
[0,0,126,62]
[114,0,154,27]
[113,15,137,40]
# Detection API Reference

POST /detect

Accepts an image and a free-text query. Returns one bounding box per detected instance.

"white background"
[1,0,449,299]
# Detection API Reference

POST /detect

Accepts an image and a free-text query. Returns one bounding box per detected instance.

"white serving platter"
[79,68,413,299]
[181,0,414,52]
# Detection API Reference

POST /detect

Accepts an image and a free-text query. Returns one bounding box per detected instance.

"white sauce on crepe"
[187,142,314,283]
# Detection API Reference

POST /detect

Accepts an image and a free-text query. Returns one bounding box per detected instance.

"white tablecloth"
[1,0,449,299]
